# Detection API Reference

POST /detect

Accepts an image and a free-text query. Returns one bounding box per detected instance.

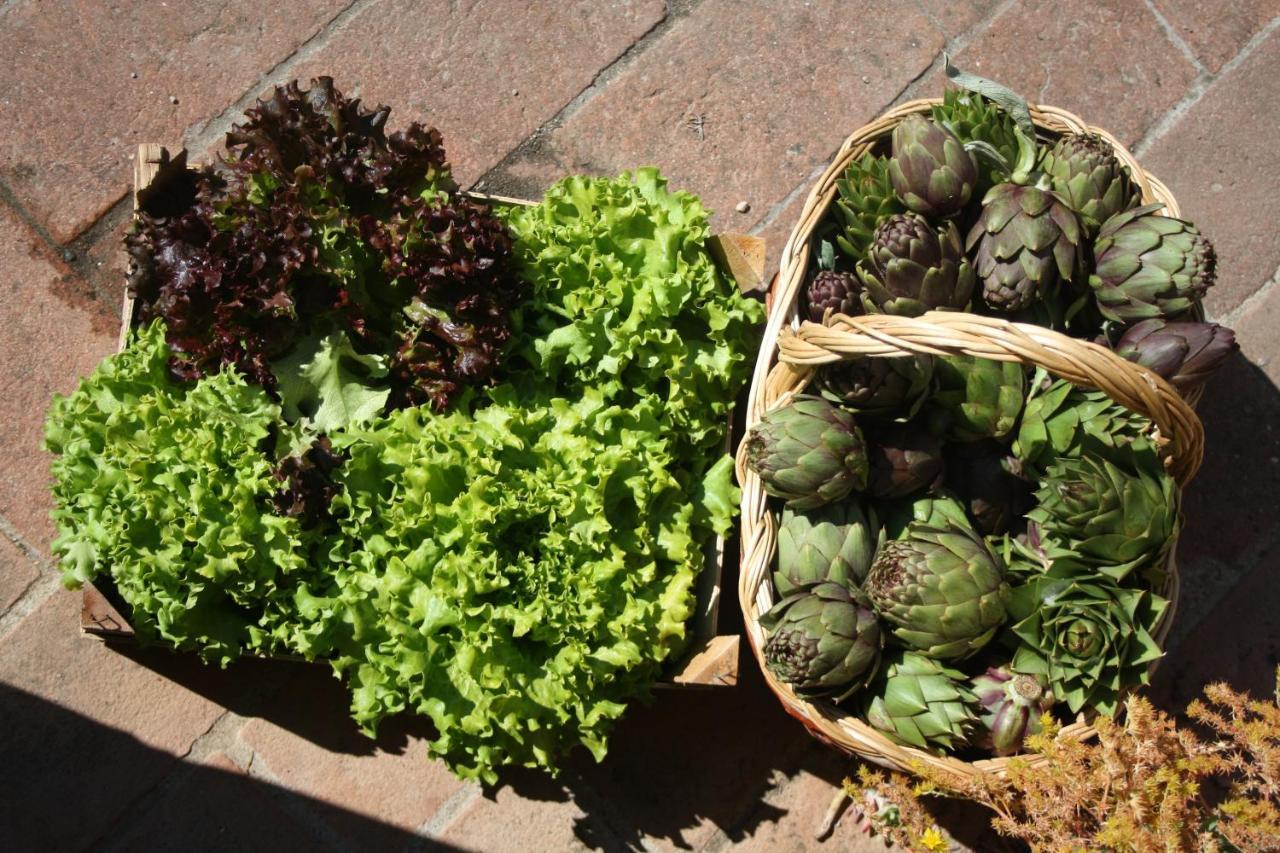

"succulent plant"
[1089,204,1216,322]
[775,503,880,596]
[864,519,1010,660]
[813,355,934,420]
[1027,447,1178,582]
[1008,571,1167,715]
[834,153,906,261]
[888,114,979,218]
[866,424,945,499]
[968,182,1084,313]
[863,651,978,751]
[743,396,870,510]
[1039,133,1142,231]
[858,214,975,317]
[1012,370,1153,477]
[944,441,1033,536]
[762,581,884,701]
[927,356,1026,443]
[931,89,1020,197]
[804,240,862,323]
[970,666,1054,756]
[1114,319,1238,394]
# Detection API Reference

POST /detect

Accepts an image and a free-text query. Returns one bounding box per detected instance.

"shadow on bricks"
[0,681,461,852]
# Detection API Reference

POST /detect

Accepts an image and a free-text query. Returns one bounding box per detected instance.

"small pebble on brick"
[130,71,138,79]
[735,201,751,213]
[861,75,870,83]
[169,95,178,105]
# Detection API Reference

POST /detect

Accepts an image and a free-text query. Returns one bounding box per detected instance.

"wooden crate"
[81,143,766,688]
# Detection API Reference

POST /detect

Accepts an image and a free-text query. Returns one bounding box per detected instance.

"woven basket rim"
[736,99,1202,783]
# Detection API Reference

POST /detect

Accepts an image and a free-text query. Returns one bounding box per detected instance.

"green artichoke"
[881,492,972,541]
[1027,448,1178,582]
[863,652,977,751]
[834,152,906,261]
[1040,133,1141,231]
[971,666,1053,756]
[744,396,870,509]
[813,355,934,419]
[967,183,1083,313]
[775,503,879,596]
[888,114,979,218]
[1012,370,1153,477]
[866,424,945,499]
[864,520,1009,660]
[1008,572,1167,715]
[944,441,1033,535]
[762,581,884,701]
[1114,319,1238,394]
[1089,204,1216,322]
[931,90,1019,197]
[858,214,975,316]
[927,356,1026,443]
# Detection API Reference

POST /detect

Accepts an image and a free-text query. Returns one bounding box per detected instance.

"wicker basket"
[735,99,1206,782]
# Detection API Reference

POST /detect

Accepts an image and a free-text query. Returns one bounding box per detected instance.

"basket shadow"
[1150,351,1280,711]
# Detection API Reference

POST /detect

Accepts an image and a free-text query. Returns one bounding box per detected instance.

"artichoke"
[1008,572,1167,715]
[1089,204,1216,322]
[813,355,933,419]
[944,441,1033,535]
[866,424,945,499]
[762,581,884,701]
[1040,133,1141,231]
[967,183,1083,313]
[834,152,906,261]
[1012,371,1152,477]
[881,492,972,540]
[888,114,979,218]
[927,356,1026,443]
[1114,319,1238,394]
[863,652,977,751]
[775,503,879,596]
[970,667,1053,756]
[1027,448,1178,582]
[858,214,975,317]
[931,89,1019,197]
[864,520,1009,660]
[743,396,870,509]
[805,270,863,322]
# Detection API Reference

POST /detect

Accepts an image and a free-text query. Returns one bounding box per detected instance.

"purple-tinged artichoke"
[944,441,1033,535]
[1089,204,1216,322]
[743,396,870,510]
[967,183,1083,313]
[888,114,979,218]
[970,667,1054,756]
[866,424,945,499]
[762,581,884,701]
[805,270,863,322]
[812,355,933,419]
[1114,319,1237,394]
[1040,133,1141,231]
[858,214,975,316]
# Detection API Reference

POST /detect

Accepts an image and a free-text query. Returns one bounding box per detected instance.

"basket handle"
[773,312,1205,486]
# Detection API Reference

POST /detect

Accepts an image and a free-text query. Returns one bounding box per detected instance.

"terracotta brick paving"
[1,1,1277,850]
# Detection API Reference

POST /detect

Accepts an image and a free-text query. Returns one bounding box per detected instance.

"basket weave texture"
[735,99,1206,782]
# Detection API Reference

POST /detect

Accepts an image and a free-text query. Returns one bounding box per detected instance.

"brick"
[0,591,226,850]
[557,664,813,852]
[1152,537,1280,712]
[1150,0,1278,72]
[0,206,116,553]
[916,0,1005,40]
[1143,27,1280,315]
[949,0,1199,147]
[436,777,597,853]
[239,666,468,852]
[510,0,942,235]
[0,0,349,243]
[106,752,326,853]
[0,535,38,613]
[288,0,667,188]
